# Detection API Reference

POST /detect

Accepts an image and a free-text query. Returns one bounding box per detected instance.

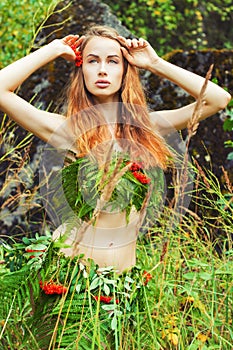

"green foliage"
[204,0,233,20]
[1,214,233,348]
[61,154,163,222]
[3,231,52,271]
[223,99,233,161]
[0,239,151,349]
[0,0,63,68]
[103,0,233,55]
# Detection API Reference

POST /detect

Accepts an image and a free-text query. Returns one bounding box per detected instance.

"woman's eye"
[109,60,118,64]
[89,59,98,63]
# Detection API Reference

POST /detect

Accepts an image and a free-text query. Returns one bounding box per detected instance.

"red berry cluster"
[39,281,68,295]
[143,271,153,285]
[129,162,151,184]
[132,171,151,184]
[71,45,83,67]
[25,248,45,259]
[93,295,119,304]
[129,162,143,172]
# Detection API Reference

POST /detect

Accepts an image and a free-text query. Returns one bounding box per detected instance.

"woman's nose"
[98,62,107,75]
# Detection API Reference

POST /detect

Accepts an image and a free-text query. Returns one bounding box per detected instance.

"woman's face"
[82,36,124,103]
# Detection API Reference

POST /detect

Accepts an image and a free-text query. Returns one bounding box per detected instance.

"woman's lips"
[95,80,110,88]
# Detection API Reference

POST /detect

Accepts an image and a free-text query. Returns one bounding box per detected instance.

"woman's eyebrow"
[86,54,99,58]
[86,54,120,58]
[107,54,120,58]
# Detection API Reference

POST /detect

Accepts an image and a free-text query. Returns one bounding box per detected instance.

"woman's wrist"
[45,40,66,59]
[30,40,69,65]
[147,57,165,74]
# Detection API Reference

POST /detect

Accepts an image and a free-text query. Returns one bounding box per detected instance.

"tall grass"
[0,213,233,349]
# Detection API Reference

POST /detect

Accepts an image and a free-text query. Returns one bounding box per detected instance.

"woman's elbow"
[209,91,232,113]
[217,90,232,110]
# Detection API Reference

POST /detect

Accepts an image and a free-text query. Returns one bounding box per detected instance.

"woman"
[0,26,231,273]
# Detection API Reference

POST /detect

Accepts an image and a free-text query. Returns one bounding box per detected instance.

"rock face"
[145,49,233,180]
[0,0,232,237]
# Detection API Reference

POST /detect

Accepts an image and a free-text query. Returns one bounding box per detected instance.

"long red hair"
[65,26,172,169]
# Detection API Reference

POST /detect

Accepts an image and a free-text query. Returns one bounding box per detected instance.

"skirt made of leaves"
[0,244,153,350]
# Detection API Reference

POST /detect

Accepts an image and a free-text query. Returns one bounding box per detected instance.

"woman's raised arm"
[118,36,231,133]
[0,35,83,144]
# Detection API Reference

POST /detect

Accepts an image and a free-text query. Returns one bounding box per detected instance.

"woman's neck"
[94,100,119,124]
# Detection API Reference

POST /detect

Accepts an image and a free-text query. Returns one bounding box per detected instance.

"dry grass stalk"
[187,64,214,139]
[221,166,232,193]
[160,241,168,262]
[100,160,132,202]
[193,159,211,189]
[98,142,114,189]
[179,206,203,222]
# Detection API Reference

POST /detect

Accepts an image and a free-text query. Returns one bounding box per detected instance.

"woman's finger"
[117,35,127,44]
[131,38,139,48]
[63,34,79,42]
[138,38,147,47]
[126,39,132,47]
[72,35,86,48]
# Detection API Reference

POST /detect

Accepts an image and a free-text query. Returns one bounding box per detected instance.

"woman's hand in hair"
[117,36,160,70]
[50,35,85,63]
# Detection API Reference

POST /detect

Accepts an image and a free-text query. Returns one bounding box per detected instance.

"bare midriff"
[52,209,140,273]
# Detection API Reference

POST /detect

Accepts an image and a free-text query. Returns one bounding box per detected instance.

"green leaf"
[102,278,117,286]
[83,269,89,278]
[101,304,115,311]
[25,243,47,251]
[76,284,82,293]
[124,283,132,291]
[215,270,233,275]
[103,283,110,295]
[125,276,135,283]
[187,258,209,267]
[199,272,212,281]
[183,272,197,280]
[22,237,31,245]
[79,262,85,270]
[97,266,115,273]
[227,152,233,160]
[223,118,233,131]
[89,277,100,290]
[111,315,118,330]
[224,140,233,147]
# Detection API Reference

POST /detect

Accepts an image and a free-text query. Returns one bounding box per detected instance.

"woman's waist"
[78,226,137,248]
[70,217,138,248]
